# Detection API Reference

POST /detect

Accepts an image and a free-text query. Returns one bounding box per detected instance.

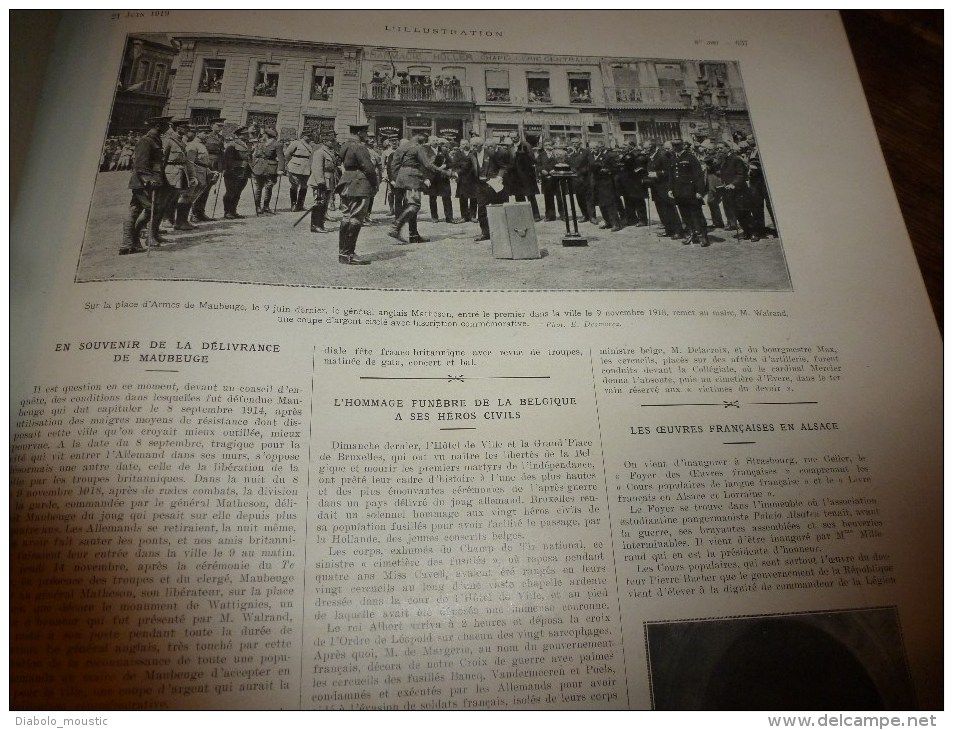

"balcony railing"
[362,82,474,103]
[607,85,747,107]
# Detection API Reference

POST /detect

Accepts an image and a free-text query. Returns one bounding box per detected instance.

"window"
[655,63,683,87]
[246,111,278,130]
[303,115,335,141]
[568,72,592,104]
[698,62,728,87]
[254,62,280,97]
[526,73,551,104]
[199,59,225,93]
[485,70,510,103]
[137,60,151,85]
[190,108,222,127]
[150,64,166,94]
[637,119,681,143]
[311,66,335,101]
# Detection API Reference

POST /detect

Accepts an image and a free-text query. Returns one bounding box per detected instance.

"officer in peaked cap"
[191,118,226,220]
[250,126,285,215]
[669,137,709,246]
[121,115,172,254]
[222,126,253,218]
[162,118,196,230]
[336,124,377,264]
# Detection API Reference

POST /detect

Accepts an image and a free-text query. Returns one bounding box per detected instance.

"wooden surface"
[840,10,943,332]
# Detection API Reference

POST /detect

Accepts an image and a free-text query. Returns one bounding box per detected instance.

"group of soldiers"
[119,114,776,261]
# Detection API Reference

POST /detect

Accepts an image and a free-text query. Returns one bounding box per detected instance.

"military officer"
[336,124,377,264]
[284,129,314,212]
[307,131,337,233]
[425,137,457,224]
[222,127,253,218]
[389,133,450,244]
[190,118,225,220]
[121,115,171,254]
[668,138,709,246]
[186,125,217,224]
[163,118,196,231]
[251,127,285,215]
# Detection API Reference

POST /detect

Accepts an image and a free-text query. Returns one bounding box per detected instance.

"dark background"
[10,11,942,329]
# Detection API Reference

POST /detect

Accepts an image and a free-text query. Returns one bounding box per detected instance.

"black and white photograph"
[644,608,917,710]
[77,33,791,290]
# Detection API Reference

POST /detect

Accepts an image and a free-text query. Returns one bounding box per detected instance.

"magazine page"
[10,10,942,712]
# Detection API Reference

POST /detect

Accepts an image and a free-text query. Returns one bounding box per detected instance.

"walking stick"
[211,174,222,219]
[147,187,156,257]
[647,186,653,229]
[273,174,282,214]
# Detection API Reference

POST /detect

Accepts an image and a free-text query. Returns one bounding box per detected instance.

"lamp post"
[693,78,730,143]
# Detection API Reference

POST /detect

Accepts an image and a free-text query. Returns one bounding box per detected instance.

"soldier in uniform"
[186,126,217,225]
[162,118,196,231]
[424,137,457,224]
[389,133,451,244]
[669,138,709,246]
[250,127,285,215]
[121,115,171,254]
[284,130,314,212]
[307,132,337,233]
[336,124,377,265]
[190,118,225,221]
[222,126,253,219]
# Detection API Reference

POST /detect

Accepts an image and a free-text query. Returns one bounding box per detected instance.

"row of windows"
[196,58,728,106]
[198,60,336,101]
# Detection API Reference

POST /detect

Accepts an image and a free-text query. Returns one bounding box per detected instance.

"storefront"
[480,111,608,146]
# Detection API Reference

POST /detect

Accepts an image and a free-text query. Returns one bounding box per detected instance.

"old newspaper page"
[9,10,942,715]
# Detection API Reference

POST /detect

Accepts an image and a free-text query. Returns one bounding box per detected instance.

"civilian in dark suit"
[536,141,561,221]
[469,136,505,241]
[451,140,477,222]
[720,142,757,241]
[509,136,542,221]
[568,140,595,223]
[590,140,624,231]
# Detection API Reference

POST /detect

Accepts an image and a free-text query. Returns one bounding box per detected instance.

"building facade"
[160,34,752,146]
[109,34,177,136]
[166,35,362,139]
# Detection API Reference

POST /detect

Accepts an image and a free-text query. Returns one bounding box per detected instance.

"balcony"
[606,85,748,109]
[361,82,474,104]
